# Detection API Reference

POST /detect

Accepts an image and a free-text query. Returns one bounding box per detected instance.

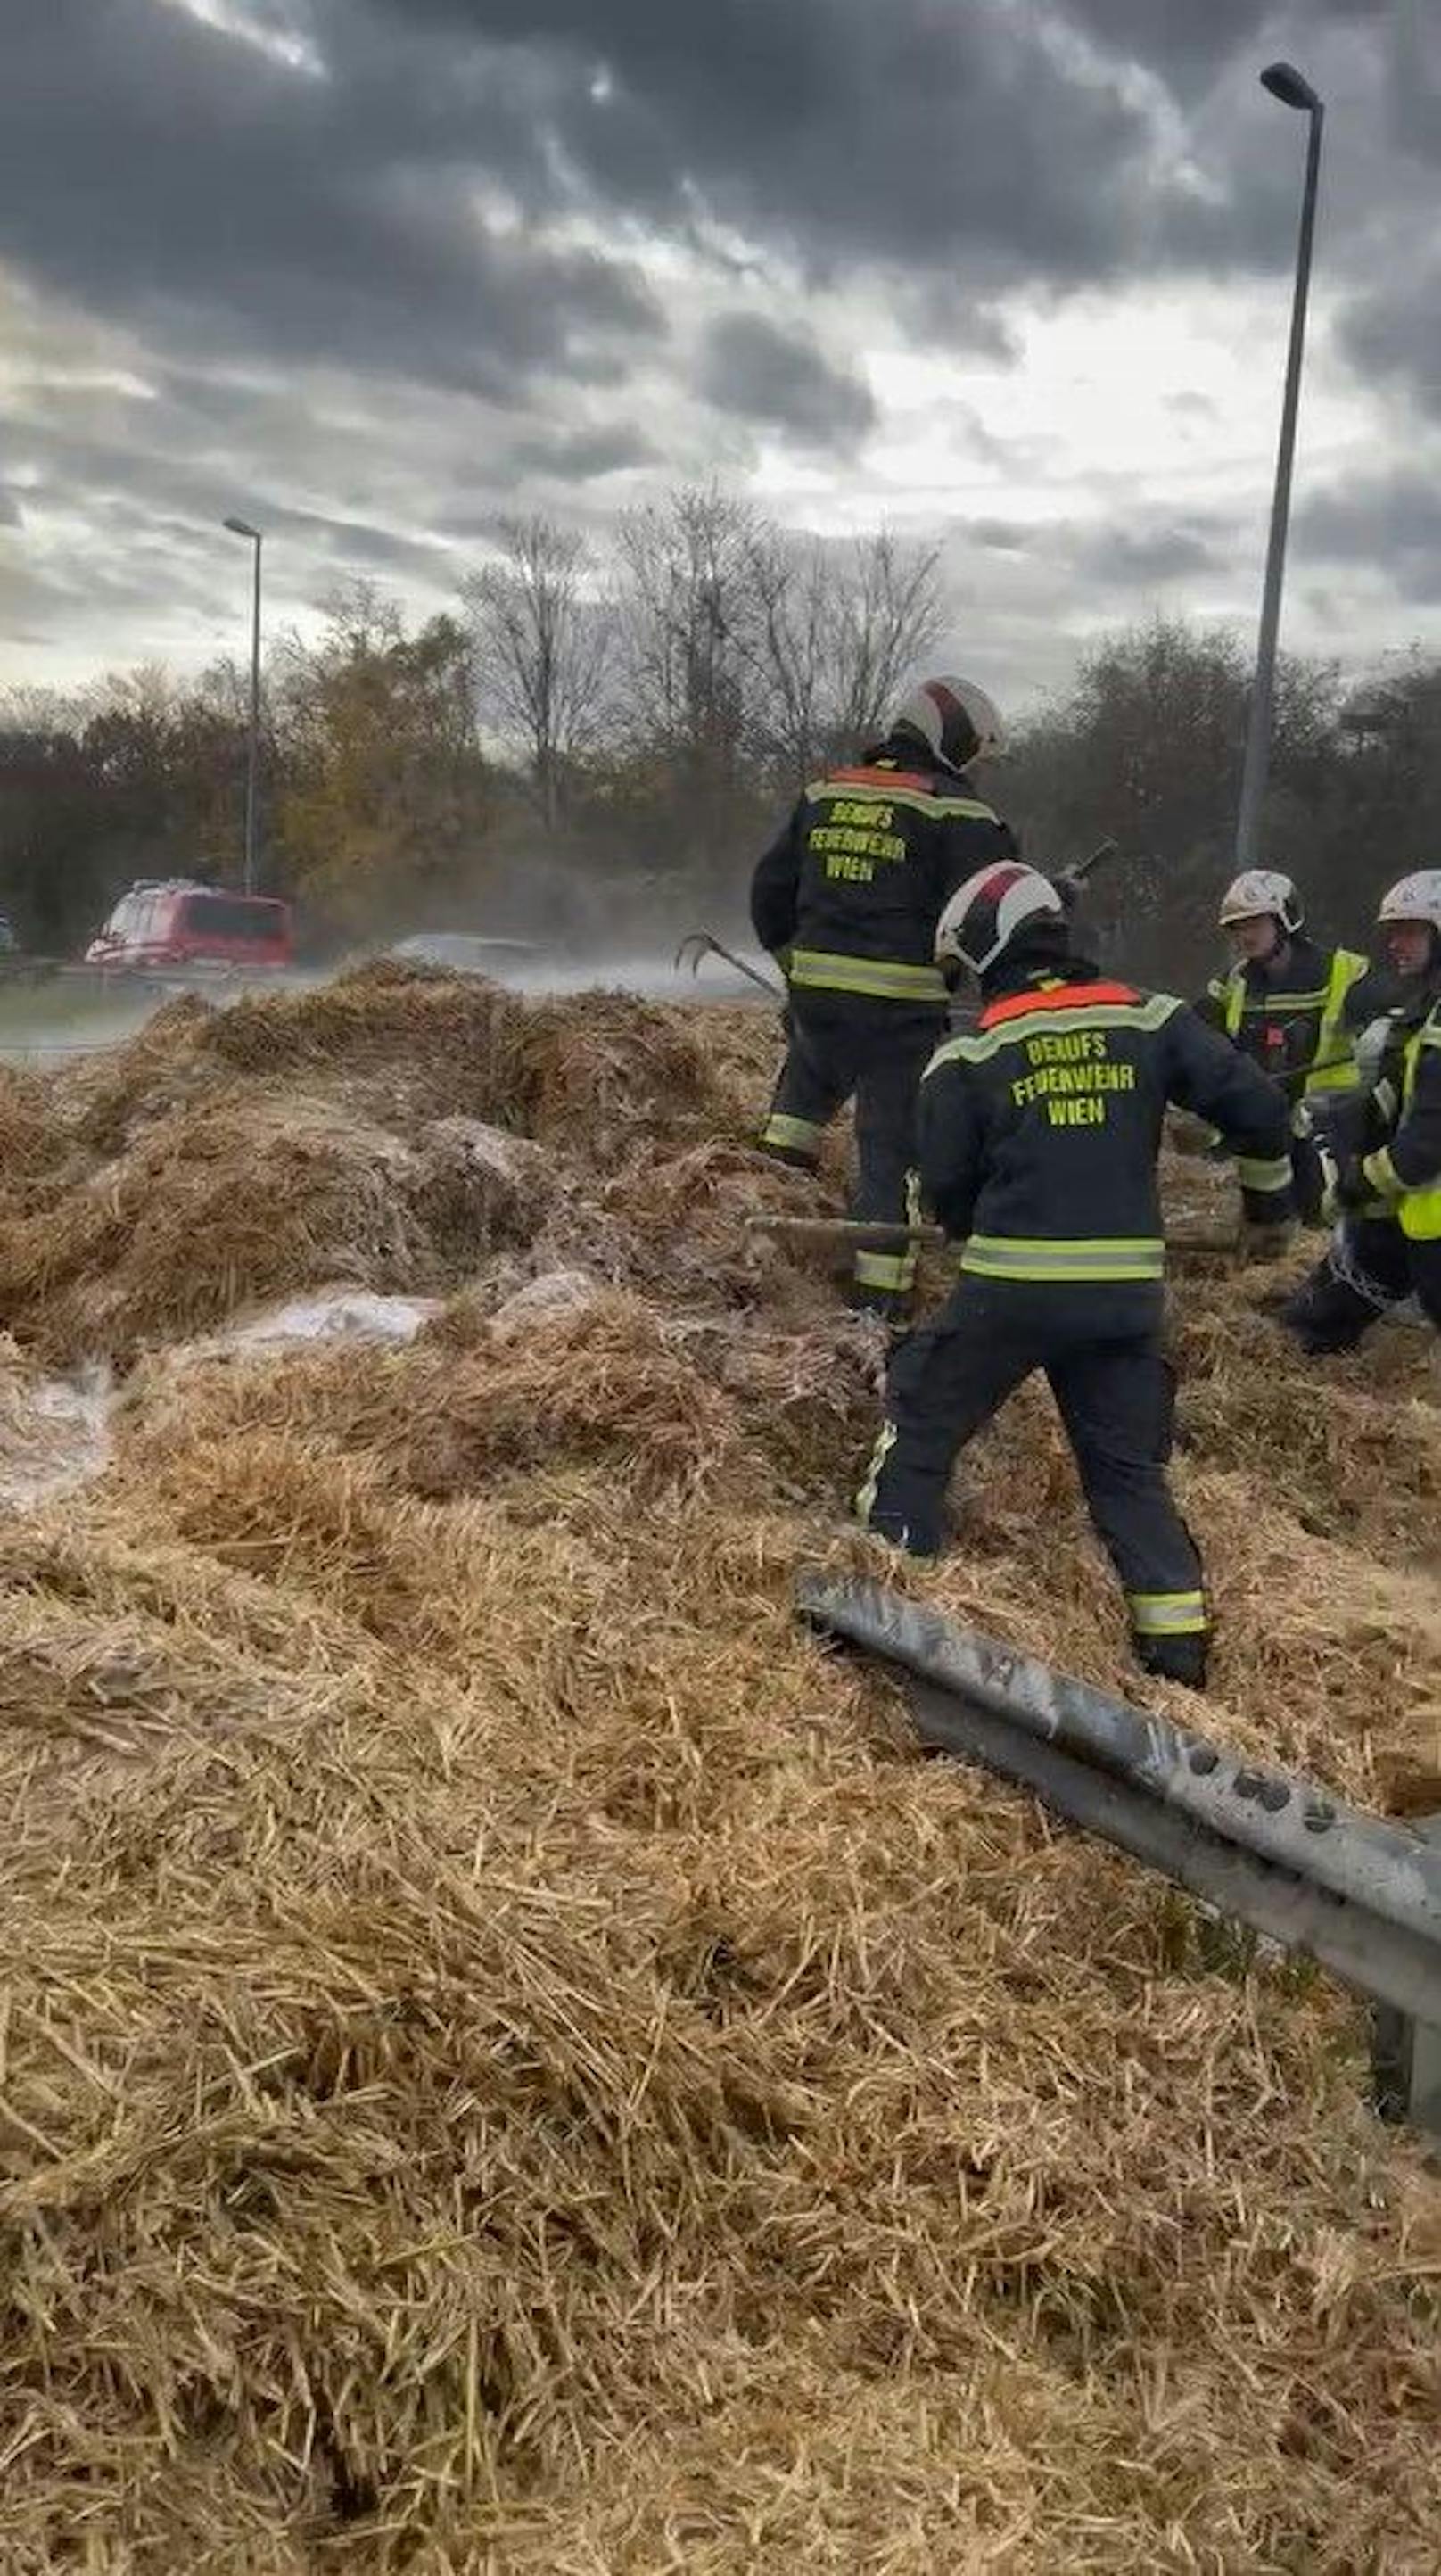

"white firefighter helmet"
[935,863,1064,978]
[894,674,1007,776]
[1377,870,1441,933]
[1217,869,1304,935]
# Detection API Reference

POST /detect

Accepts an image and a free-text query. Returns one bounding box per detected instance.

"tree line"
[1,482,1437,983]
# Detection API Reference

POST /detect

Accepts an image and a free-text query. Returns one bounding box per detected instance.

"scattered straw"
[0,967,1434,2572]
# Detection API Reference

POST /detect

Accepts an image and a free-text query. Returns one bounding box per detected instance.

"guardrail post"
[1371,1816,1441,2143]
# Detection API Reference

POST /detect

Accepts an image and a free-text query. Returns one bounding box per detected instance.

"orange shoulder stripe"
[980,980,1140,1028]
[825,766,936,794]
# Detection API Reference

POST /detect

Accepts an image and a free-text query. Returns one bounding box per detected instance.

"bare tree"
[832,530,948,749]
[615,483,765,767]
[465,516,614,830]
[741,527,948,789]
[613,484,773,887]
[741,530,832,790]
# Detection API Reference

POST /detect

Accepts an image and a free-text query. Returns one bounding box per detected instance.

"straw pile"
[0,962,1436,2573]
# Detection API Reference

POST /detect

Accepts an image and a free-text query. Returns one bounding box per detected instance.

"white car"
[388,934,539,978]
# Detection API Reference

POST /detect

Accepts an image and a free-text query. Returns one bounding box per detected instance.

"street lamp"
[223,515,263,895]
[1233,62,1325,869]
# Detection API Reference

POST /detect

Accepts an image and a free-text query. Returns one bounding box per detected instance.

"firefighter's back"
[922,973,1182,1288]
[788,758,1009,1007]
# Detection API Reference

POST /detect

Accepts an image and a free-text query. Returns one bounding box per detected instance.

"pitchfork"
[674,932,783,1000]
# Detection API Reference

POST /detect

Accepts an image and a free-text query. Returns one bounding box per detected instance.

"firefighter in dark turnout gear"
[1197,870,1369,1225]
[1281,871,1441,1353]
[751,674,1016,1315]
[858,864,1294,1688]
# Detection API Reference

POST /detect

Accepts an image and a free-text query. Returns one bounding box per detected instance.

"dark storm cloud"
[7,404,382,551]
[6,396,457,599]
[964,510,1238,594]
[1330,6,1441,413]
[1338,258,1441,414]
[1298,471,1441,603]
[388,0,1407,294]
[0,491,22,529]
[432,426,657,542]
[369,1,1441,459]
[696,314,875,450]
[0,0,664,400]
[1059,0,1391,87]
[503,424,661,481]
[262,510,457,583]
[385,0,1163,290]
[0,0,1430,684]
[972,520,1033,553]
[0,0,1418,425]
[1072,520,1232,585]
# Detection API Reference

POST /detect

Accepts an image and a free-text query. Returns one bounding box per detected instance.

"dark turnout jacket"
[1196,933,1369,1098]
[1360,989,1441,1241]
[750,737,1015,1007]
[918,960,1294,1278]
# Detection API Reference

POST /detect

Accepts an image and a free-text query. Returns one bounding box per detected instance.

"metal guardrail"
[796,1573,1441,2067]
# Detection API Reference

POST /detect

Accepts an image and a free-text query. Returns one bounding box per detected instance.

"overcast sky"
[1,0,1438,713]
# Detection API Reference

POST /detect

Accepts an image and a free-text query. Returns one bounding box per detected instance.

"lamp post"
[1233,62,1325,871]
[222,515,263,894]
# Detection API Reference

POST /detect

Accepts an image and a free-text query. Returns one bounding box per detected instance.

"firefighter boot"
[1136,1631,1208,1691]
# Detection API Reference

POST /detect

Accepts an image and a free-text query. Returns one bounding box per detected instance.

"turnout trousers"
[858,1276,1209,1684]
[760,992,944,1313]
[1289,1126,1328,1227]
[1280,1219,1441,1353]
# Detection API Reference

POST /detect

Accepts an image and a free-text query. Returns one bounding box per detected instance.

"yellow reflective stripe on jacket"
[1129,1589,1209,1637]
[959,1234,1165,1283]
[1224,980,1329,1034]
[789,948,946,1003]
[761,1110,825,1157]
[928,994,1181,1073]
[803,779,1000,824]
[1396,1017,1441,1241]
[1308,948,1368,1094]
[1237,1152,1293,1194]
[1218,952,1366,1092]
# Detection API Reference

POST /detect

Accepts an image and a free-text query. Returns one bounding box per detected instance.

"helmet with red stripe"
[935,863,1065,978]
[893,674,1006,777]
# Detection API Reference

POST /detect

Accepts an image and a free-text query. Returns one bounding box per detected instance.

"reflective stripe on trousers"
[1236,1153,1293,1195]
[853,1281,1207,1657]
[761,1110,825,1159]
[1128,1589,1209,1637]
[853,1166,925,1299]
